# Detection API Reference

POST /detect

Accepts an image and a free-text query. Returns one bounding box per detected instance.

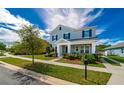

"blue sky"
[0,8,124,46]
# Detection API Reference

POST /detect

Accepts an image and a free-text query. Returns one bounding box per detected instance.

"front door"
[62,45,68,55]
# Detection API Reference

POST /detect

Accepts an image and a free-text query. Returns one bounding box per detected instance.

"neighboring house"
[105,42,124,57]
[49,24,96,57]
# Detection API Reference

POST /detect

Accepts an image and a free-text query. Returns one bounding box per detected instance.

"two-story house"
[49,24,96,57]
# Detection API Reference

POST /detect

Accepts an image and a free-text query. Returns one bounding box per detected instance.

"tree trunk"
[32,53,34,64]
[32,47,35,64]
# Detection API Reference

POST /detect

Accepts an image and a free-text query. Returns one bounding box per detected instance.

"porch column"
[67,44,71,53]
[92,42,96,54]
[57,45,61,57]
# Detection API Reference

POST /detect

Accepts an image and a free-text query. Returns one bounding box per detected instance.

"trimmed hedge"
[63,53,82,60]
[45,52,56,57]
[63,53,97,64]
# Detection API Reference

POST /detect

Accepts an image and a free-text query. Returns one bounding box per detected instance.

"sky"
[0,8,124,46]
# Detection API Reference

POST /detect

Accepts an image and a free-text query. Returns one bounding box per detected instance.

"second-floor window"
[82,29,92,38]
[63,33,70,39]
[52,35,58,41]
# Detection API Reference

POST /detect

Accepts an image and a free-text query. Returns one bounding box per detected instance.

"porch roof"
[55,38,96,45]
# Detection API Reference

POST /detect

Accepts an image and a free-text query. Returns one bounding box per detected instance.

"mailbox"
[84,58,88,65]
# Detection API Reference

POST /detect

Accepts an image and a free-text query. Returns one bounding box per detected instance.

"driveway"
[0,65,48,85]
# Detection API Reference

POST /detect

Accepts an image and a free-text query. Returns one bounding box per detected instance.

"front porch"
[54,39,96,57]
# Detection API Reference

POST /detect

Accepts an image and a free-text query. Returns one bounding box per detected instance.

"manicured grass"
[22,55,55,60]
[108,55,124,63]
[56,58,105,68]
[0,57,111,85]
[103,57,120,66]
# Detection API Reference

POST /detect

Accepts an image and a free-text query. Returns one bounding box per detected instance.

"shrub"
[86,54,96,64]
[93,54,101,61]
[63,53,83,60]
[45,52,55,57]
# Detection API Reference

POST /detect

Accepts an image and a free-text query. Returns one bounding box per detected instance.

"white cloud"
[0,28,20,42]
[0,8,31,28]
[0,8,48,44]
[96,28,106,35]
[96,38,110,45]
[96,38,124,46]
[110,40,124,45]
[36,8,104,32]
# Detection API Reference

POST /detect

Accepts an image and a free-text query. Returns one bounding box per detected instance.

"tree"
[0,42,6,56]
[18,25,40,64]
[96,44,110,54]
[0,42,6,51]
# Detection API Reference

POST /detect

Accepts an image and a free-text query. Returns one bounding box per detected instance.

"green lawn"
[0,57,111,85]
[103,57,120,66]
[22,55,55,60]
[108,55,124,63]
[56,58,105,68]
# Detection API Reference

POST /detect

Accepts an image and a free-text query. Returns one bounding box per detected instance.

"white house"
[49,24,96,57]
[105,42,124,57]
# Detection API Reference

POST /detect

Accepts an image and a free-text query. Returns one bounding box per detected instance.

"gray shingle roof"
[105,42,124,50]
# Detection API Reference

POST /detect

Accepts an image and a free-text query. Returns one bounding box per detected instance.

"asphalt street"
[0,65,49,85]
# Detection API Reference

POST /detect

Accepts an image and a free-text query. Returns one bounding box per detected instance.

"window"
[82,29,92,38]
[56,35,58,41]
[59,26,61,30]
[85,45,90,53]
[52,36,54,41]
[52,35,58,41]
[76,46,78,51]
[63,33,70,39]
[121,48,124,53]
[80,45,85,53]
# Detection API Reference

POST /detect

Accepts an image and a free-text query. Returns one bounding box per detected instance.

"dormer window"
[59,26,61,30]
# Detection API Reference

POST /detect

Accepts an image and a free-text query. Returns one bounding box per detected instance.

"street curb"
[0,61,78,85]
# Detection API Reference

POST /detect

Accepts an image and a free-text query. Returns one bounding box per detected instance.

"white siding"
[50,25,96,46]
[106,48,124,57]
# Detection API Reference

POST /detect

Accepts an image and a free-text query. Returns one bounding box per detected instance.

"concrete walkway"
[101,58,124,85]
[6,54,108,73]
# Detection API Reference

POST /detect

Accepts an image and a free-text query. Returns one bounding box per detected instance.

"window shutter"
[56,35,58,40]
[68,33,70,39]
[89,29,92,37]
[82,31,84,38]
[63,34,65,39]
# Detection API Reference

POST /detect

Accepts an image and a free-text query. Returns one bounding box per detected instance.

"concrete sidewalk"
[0,61,77,85]
[101,58,124,85]
[6,54,108,73]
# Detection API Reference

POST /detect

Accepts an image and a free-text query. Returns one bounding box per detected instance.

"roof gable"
[49,24,75,34]
[55,38,70,44]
